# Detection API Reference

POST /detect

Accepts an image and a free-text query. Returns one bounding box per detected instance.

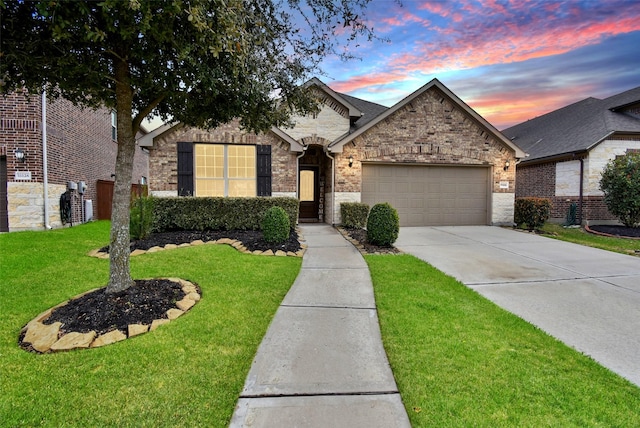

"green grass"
[541,223,639,256]
[0,221,301,427]
[366,254,640,427]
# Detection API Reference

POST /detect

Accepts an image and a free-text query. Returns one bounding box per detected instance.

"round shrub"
[261,206,291,244]
[366,202,400,246]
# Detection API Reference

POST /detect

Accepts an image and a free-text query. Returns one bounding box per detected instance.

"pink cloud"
[385,15,640,75]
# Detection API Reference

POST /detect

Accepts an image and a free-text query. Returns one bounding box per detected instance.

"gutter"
[42,91,51,230]
[324,148,336,225]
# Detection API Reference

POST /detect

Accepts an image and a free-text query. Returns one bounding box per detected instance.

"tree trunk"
[106,57,136,294]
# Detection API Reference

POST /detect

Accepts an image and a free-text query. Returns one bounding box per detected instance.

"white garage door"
[362,164,489,226]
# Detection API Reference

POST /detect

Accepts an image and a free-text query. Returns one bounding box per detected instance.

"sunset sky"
[319,0,640,130]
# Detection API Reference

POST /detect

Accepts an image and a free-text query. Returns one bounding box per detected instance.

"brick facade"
[342,86,516,193]
[0,92,149,231]
[146,81,519,225]
[148,119,298,196]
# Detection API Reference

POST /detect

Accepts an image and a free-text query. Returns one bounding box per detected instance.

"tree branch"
[132,93,167,133]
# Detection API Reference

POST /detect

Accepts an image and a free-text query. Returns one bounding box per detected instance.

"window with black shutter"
[177,142,194,196]
[257,145,272,196]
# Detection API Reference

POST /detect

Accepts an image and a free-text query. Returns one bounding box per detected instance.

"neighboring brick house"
[142,78,525,226]
[502,86,640,225]
[0,92,149,232]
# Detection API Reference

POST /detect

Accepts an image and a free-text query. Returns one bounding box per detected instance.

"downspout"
[296,145,307,218]
[41,91,51,230]
[578,157,584,225]
[325,149,336,226]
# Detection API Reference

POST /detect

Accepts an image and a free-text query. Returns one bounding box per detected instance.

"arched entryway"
[298,145,330,223]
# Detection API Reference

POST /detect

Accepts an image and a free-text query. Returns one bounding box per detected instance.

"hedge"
[151,197,299,232]
[340,202,370,229]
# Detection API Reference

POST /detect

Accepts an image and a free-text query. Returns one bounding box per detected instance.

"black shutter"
[177,142,194,196]
[256,145,272,196]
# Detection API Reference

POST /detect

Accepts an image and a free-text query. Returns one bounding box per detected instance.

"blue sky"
[318,0,640,130]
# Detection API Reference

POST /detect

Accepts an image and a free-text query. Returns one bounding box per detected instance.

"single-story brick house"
[141,78,525,226]
[503,86,640,225]
[0,92,149,232]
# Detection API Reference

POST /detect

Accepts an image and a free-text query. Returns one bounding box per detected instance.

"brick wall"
[515,162,555,198]
[148,119,297,195]
[1,92,149,230]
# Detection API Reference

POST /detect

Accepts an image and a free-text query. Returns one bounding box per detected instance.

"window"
[111,111,117,140]
[194,144,256,197]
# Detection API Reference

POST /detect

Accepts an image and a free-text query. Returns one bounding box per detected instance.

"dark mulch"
[588,225,640,239]
[41,279,188,337]
[341,227,401,254]
[99,229,302,254]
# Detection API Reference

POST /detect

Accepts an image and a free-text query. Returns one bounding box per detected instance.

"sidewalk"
[230,225,410,427]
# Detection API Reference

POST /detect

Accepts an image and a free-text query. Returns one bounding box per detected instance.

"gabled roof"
[502,86,640,163]
[303,77,363,120]
[328,78,525,157]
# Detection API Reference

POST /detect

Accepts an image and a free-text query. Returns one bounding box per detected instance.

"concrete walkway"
[230,225,410,427]
[396,226,640,387]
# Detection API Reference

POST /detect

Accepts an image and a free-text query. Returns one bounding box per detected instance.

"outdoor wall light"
[348,155,354,167]
[503,160,510,171]
[14,147,26,163]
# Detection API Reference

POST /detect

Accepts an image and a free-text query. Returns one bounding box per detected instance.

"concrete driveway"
[396,226,640,387]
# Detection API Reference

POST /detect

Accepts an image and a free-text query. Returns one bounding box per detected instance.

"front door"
[299,166,319,221]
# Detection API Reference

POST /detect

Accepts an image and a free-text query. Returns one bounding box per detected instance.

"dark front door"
[0,156,8,232]
[299,166,319,221]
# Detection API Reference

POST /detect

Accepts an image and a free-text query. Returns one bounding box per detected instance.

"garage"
[361,164,490,226]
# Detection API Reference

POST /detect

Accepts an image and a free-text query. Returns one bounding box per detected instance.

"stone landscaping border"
[19,278,201,354]
[87,230,307,259]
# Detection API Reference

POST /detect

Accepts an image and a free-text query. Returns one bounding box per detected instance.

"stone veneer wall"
[7,182,66,231]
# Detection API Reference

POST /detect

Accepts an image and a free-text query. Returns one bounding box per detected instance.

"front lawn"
[366,254,640,427]
[0,221,301,427]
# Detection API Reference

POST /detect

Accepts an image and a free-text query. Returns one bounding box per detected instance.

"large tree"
[1,0,374,293]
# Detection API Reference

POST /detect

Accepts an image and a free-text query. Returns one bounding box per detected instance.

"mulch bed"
[99,229,302,254]
[339,227,401,255]
[42,279,186,336]
[586,225,640,239]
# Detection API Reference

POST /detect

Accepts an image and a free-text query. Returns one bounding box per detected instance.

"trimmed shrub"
[600,153,640,227]
[366,202,400,246]
[261,206,290,244]
[151,197,299,232]
[341,202,369,229]
[514,197,551,230]
[130,196,154,240]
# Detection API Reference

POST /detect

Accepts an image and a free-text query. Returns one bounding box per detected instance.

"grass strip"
[0,221,301,427]
[541,223,639,256]
[366,254,640,427]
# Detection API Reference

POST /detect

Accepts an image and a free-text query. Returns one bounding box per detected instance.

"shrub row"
[340,202,370,229]
[514,197,551,230]
[150,197,299,232]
